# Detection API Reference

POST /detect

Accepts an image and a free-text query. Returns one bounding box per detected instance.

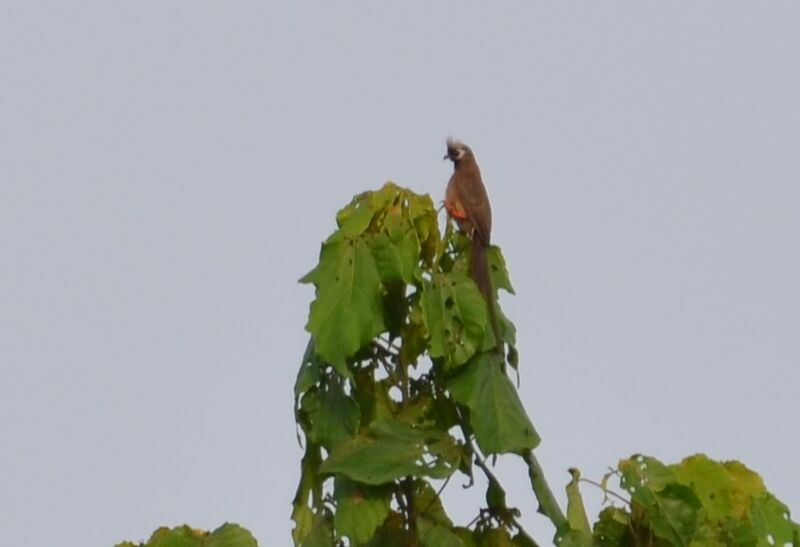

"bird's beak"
[443,154,450,160]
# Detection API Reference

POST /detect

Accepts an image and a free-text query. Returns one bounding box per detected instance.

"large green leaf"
[422,271,487,369]
[302,237,385,374]
[333,477,392,544]
[320,417,459,485]
[447,352,540,454]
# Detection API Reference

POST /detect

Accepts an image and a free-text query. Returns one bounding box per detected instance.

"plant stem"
[523,450,568,531]
[397,339,418,546]
[404,478,419,546]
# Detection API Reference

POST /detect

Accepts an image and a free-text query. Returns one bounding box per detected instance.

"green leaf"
[555,529,592,547]
[565,468,591,535]
[724,460,767,519]
[447,352,540,454]
[294,339,322,399]
[511,534,538,547]
[452,528,478,547]
[371,212,420,284]
[592,507,630,547]
[291,441,323,546]
[486,246,515,295]
[646,484,702,546]
[145,526,200,547]
[291,505,315,547]
[302,237,385,374]
[620,455,676,491]
[400,295,428,366]
[422,271,487,369]
[302,380,360,451]
[352,367,394,426]
[333,477,392,544]
[671,454,733,522]
[123,524,258,547]
[207,524,258,547]
[415,480,454,527]
[419,519,466,547]
[475,527,514,547]
[337,200,375,238]
[750,494,795,547]
[300,517,334,547]
[364,512,410,547]
[620,456,701,546]
[320,417,458,485]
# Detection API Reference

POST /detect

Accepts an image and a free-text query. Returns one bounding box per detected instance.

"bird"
[443,138,503,354]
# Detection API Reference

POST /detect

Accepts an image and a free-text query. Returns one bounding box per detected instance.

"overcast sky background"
[1,3,798,546]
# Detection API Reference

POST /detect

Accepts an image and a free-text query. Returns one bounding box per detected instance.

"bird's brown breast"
[447,161,492,245]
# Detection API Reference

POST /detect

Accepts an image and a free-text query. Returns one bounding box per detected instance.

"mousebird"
[443,138,503,354]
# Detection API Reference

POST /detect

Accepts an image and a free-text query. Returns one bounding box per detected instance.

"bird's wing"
[457,169,492,245]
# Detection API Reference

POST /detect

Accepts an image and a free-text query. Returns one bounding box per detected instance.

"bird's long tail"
[471,236,504,355]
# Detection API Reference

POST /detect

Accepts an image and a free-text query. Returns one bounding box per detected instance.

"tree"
[119,183,799,547]
[291,183,799,547]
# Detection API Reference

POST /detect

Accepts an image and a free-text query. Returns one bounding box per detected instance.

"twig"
[578,478,630,506]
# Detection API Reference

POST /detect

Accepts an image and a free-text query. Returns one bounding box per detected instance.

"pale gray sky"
[1,3,798,546]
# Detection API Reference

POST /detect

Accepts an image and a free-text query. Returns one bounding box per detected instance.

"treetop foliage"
[118,183,798,547]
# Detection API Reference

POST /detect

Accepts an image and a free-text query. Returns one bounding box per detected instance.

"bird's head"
[444,138,473,163]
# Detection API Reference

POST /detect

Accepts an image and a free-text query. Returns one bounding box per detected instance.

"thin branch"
[578,478,631,506]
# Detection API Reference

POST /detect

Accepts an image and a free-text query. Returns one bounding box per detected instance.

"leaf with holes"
[422,271,487,369]
[749,494,795,547]
[619,456,701,546]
